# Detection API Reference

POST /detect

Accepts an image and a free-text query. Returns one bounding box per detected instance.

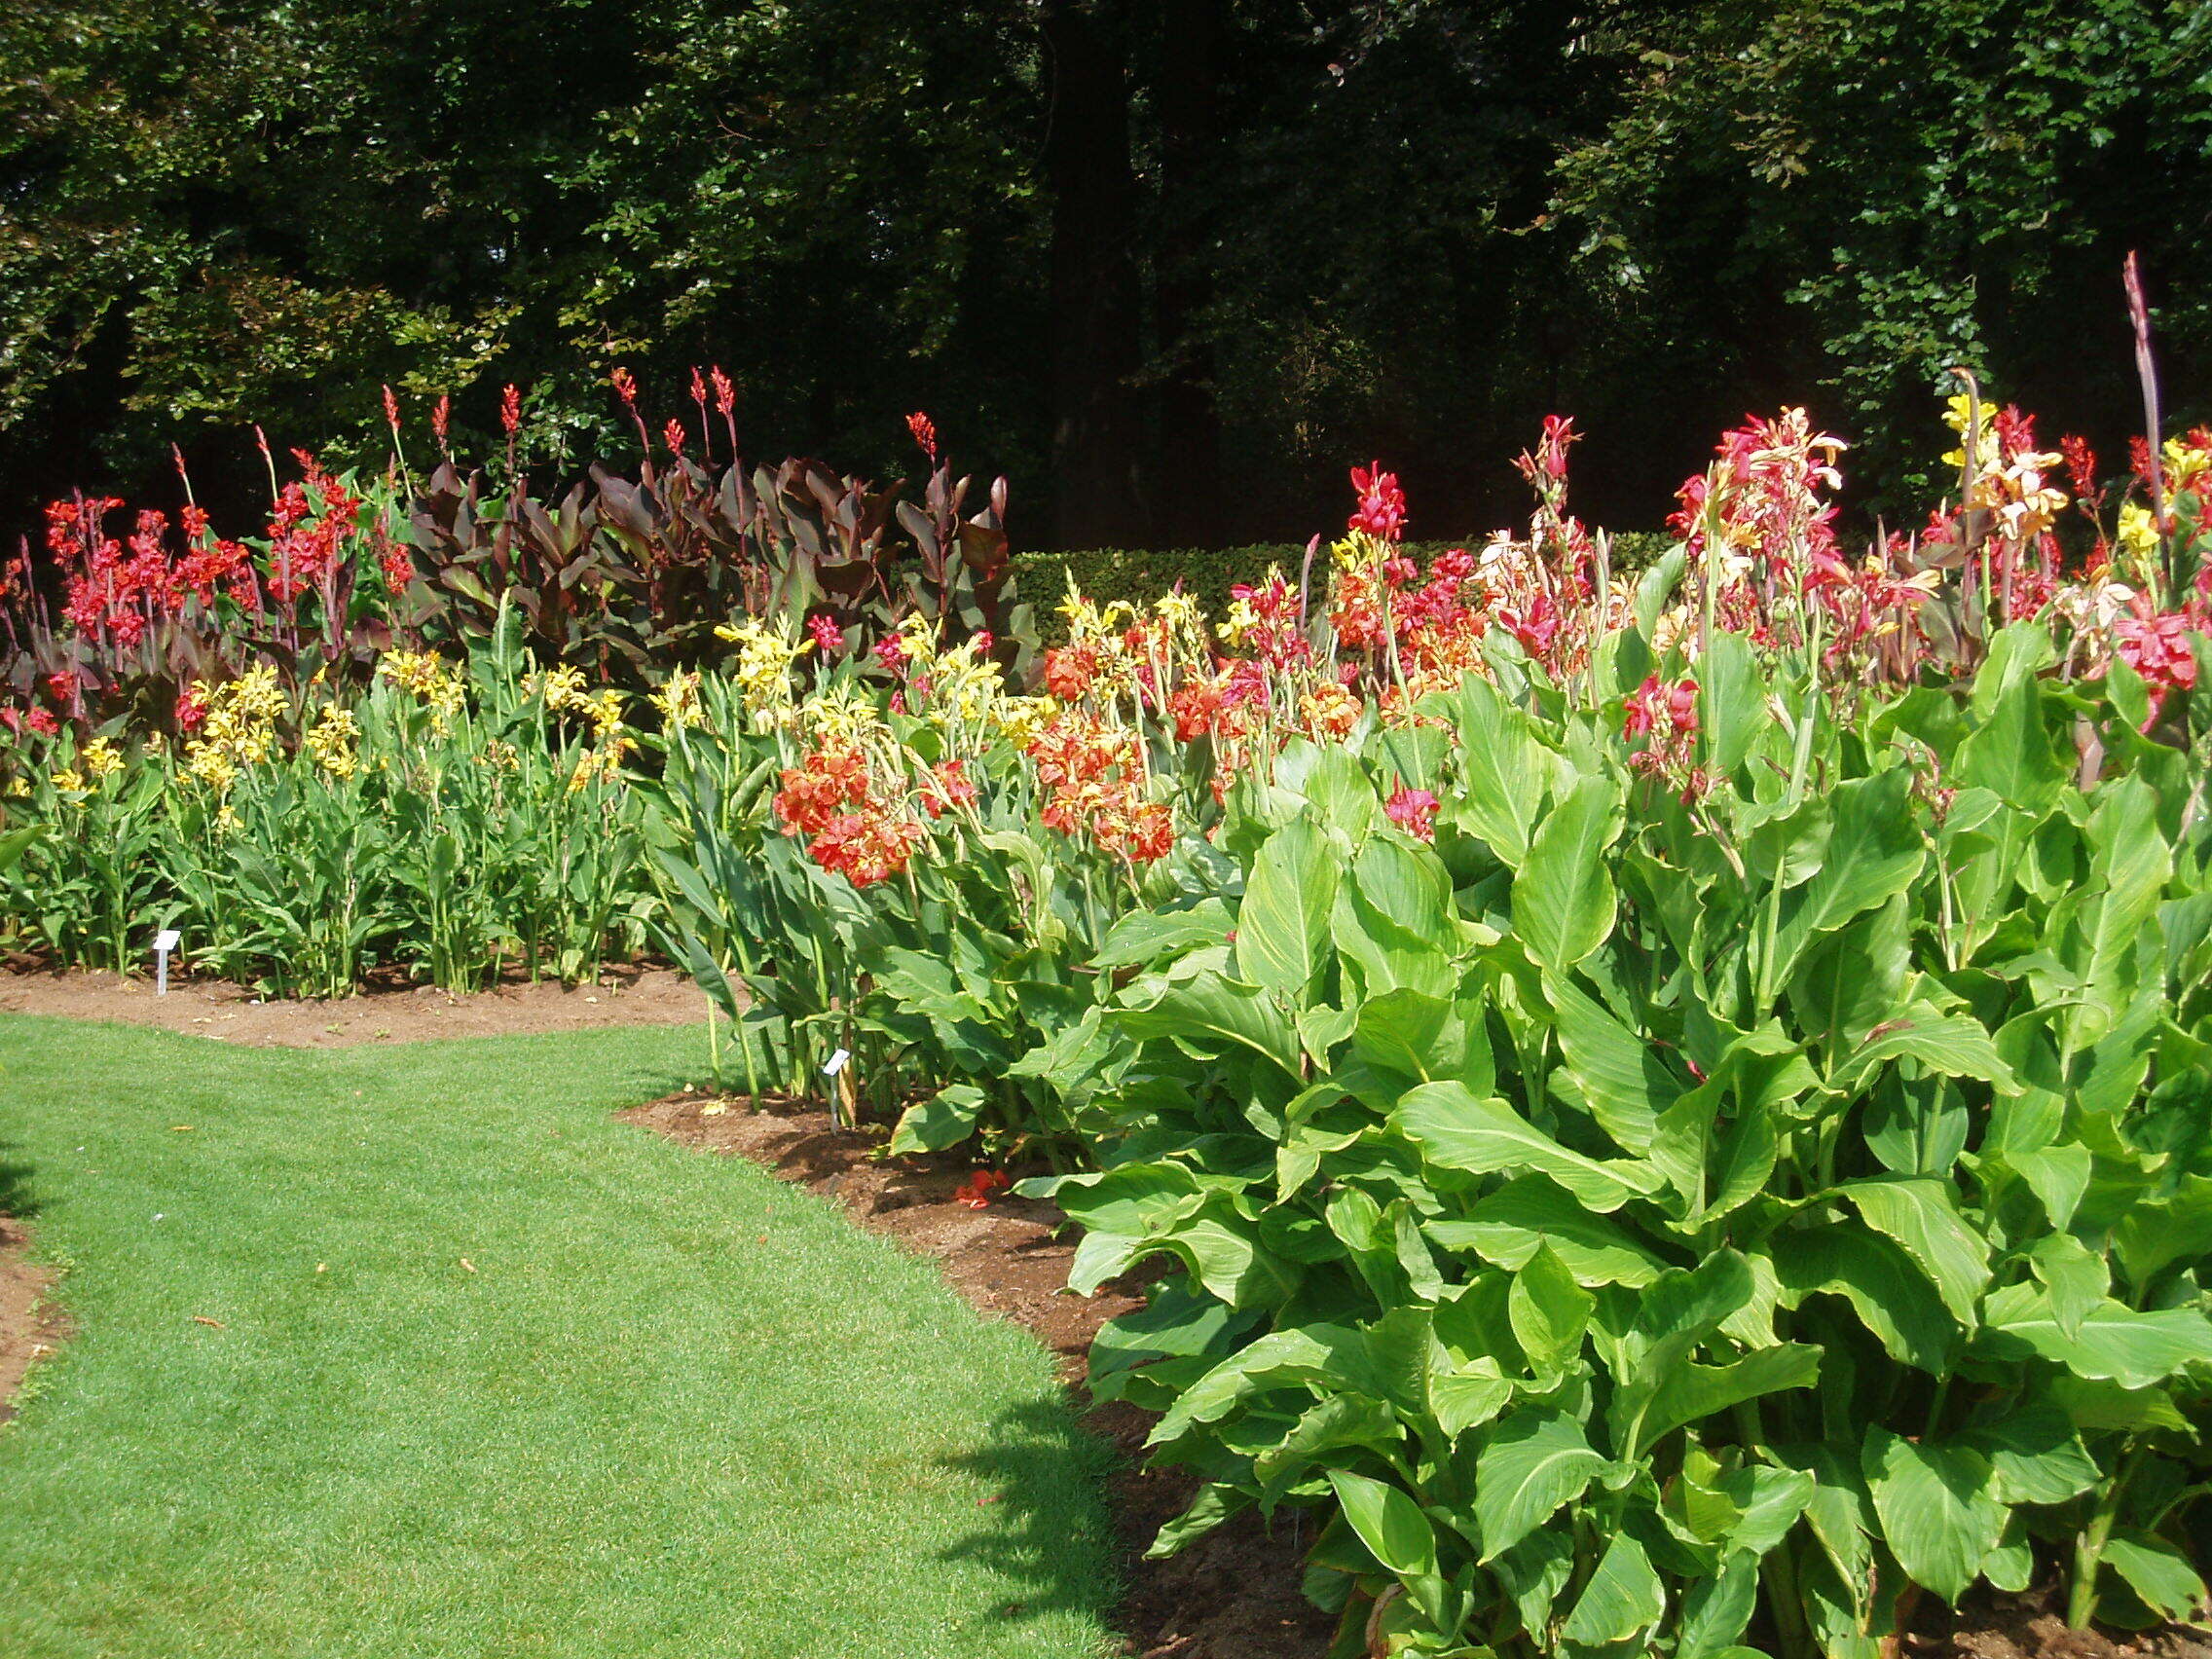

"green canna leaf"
[1511,772,1622,972]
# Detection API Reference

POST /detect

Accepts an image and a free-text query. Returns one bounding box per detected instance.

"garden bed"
[0,962,708,1047]
[625,1088,2212,1659]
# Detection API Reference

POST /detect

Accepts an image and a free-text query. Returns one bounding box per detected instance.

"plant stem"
[2069,1443,2144,1630]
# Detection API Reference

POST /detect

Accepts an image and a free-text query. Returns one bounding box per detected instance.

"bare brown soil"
[1910,1589,2212,1659]
[620,1089,1337,1659]
[0,1217,65,1425]
[0,962,710,1047]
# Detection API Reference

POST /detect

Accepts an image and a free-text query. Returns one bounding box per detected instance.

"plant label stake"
[823,1048,852,1129]
[153,929,181,997]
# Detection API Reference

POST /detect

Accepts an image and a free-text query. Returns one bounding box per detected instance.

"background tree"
[2,0,2204,552]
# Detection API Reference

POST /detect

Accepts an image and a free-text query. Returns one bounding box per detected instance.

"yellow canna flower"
[2118,502,2160,562]
[1217,598,1260,646]
[79,737,122,779]
[304,706,361,778]
[648,669,703,731]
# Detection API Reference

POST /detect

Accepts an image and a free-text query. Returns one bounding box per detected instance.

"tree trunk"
[1154,0,1223,547]
[1042,0,1147,549]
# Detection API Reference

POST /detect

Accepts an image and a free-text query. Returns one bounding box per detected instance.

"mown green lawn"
[0,1015,1115,1658]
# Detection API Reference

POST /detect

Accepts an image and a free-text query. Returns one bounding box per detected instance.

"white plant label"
[822,1049,852,1078]
[154,929,181,952]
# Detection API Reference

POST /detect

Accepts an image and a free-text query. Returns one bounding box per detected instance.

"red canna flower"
[1384,786,1438,842]
[808,614,846,655]
[954,1168,1011,1209]
[381,385,401,433]
[921,758,977,819]
[1349,461,1407,541]
[663,418,687,457]
[610,366,639,409]
[500,384,523,438]
[431,395,451,449]
[906,411,940,463]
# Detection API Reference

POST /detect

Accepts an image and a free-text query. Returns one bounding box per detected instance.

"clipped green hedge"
[1013,533,1674,641]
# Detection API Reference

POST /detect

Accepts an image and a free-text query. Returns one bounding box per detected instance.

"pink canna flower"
[1385,785,1438,842]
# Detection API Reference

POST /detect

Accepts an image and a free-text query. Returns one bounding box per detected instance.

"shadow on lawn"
[934,1395,1124,1636]
[0,1146,40,1218]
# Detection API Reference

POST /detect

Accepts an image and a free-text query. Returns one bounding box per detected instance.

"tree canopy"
[3,0,2206,544]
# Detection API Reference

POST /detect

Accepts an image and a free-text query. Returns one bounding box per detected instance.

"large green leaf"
[1830,1005,2016,1095]
[1336,834,1460,999]
[1394,1081,1658,1212]
[1149,1325,1357,1444]
[1352,988,1493,1091]
[1954,625,2067,811]
[1559,1532,1666,1645]
[887,1082,987,1153]
[1116,971,1303,1077]
[1632,1344,1821,1456]
[1700,630,1768,775]
[2113,1172,2212,1296]
[1863,1429,2006,1603]
[1767,770,1925,984]
[1474,1406,1610,1561]
[1452,674,1545,866]
[1769,1224,1960,1372]
[1511,772,1622,972]
[1424,1176,1667,1287]
[1507,1243,1592,1381]
[1980,1283,2212,1388]
[1961,1402,2098,1506]
[1545,971,1678,1154]
[1257,1394,1404,1503]
[1235,816,1337,1002]
[1093,900,1234,969]
[2100,1531,2210,1623]
[1838,1176,1990,1326]
[1677,1552,1760,1659]
[1145,1484,1251,1560]
[1328,1469,1437,1579]
[1166,1205,1303,1309]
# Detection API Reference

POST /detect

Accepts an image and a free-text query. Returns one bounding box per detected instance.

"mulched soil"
[0,960,709,1047]
[1909,1590,2212,1659]
[618,1088,1338,1659]
[0,1217,66,1426]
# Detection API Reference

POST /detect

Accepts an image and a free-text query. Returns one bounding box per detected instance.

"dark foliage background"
[3,0,2206,550]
